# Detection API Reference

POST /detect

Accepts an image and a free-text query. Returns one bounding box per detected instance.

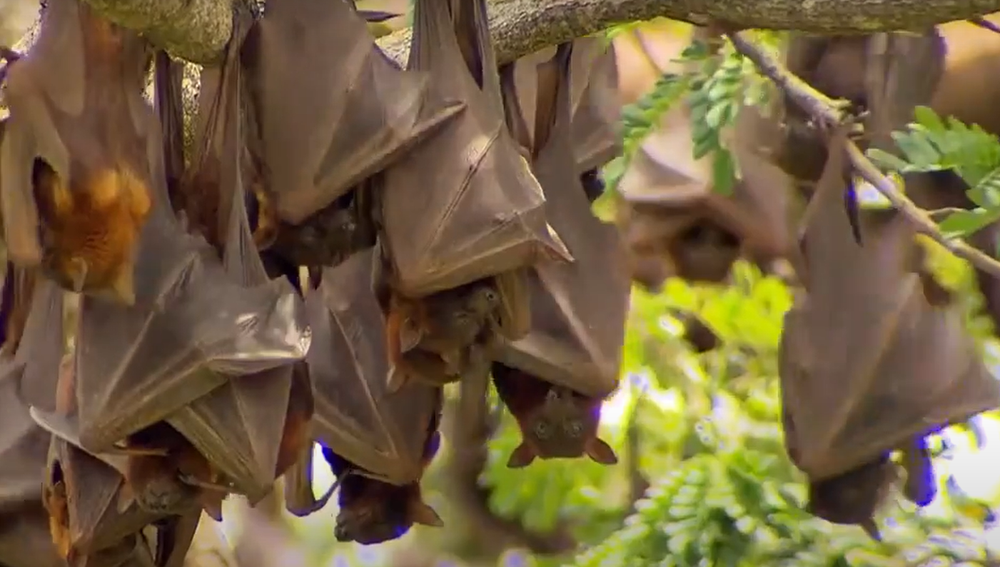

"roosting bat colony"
[0,0,999,564]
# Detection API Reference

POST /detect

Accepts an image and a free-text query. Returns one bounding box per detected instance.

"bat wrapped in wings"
[239,0,463,226]
[283,249,444,543]
[165,20,310,509]
[372,0,572,393]
[0,0,155,304]
[779,131,999,536]
[614,100,793,287]
[502,38,622,175]
[490,43,626,467]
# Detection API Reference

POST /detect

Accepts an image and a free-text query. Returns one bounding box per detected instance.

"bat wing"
[498,44,629,398]
[46,436,164,557]
[153,51,186,198]
[151,510,200,567]
[307,250,439,485]
[378,0,571,297]
[240,0,463,225]
[0,278,64,514]
[567,38,622,173]
[168,27,303,502]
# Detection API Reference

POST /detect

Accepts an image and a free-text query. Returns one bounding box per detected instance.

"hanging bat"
[302,250,443,488]
[779,124,999,495]
[375,0,571,301]
[373,263,510,392]
[0,0,154,304]
[321,410,444,545]
[492,363,617,468]
[239,0,464,226]
[170,14,277,253]
[496,42,629,399]
[163,9,306,512]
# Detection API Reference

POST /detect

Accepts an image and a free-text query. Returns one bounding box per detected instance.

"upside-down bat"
[240,0,463,226]
[299,250,444,487]
[492,363,617,468]
[495,42,629,399]
[160,8,308,512]
[779,116,999,536]
[375,0,571,301]
[0,0,153,304]
[321,413,444,545]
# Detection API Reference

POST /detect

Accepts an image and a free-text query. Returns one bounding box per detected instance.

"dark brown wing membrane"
[240,0,463,225]
[496,44,629,398]
[307,250,440,485]
[567,38,622,172]
[166,10,302,504]
[377,0,571,298]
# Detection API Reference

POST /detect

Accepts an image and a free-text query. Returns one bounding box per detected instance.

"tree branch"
[83,0,1000,66]
[726,31,1000,281]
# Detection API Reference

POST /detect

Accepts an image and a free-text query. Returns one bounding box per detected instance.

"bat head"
[668,222,741,283]
[334,478,443,545]
[122,455,197,515]
[507,386,618,468]
[32,160,151,305]
[806,454,896,528]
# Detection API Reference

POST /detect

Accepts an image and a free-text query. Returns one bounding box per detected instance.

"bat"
[614,102,792,285]
[806,453,894,541]
[321,411,444,545]
[491,363,617,468]
[239,0,464,226]
[504,38,622,174]
[161,8,306,513]
[779,123,999,502]
[302,249,443,487]
[496,42,629,399]
[0,0,154,304]
[375,0,571,301]
[171,13,277,253]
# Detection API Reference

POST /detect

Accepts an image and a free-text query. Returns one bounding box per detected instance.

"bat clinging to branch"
[0,0,154,304]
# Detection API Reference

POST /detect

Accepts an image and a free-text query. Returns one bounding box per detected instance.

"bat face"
[120,423,210,518]
[333,476,442,545]
[807,454,894,539]
[1,0,155,305]
[493,364,617,468]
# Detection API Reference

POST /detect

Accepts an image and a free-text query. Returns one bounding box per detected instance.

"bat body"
[382,276,502,391]
[303,250,444,487]
[0,0,154,304]
[492,363,617,468]
[240,0,463,225]
[496,43,629,399]
[375,0,569,301]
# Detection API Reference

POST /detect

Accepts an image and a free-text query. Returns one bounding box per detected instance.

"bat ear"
[386,365,408,394]
[408,500,444,527]
[199,493,225,522]
[108,263,136,306]
[506,442,535,468]
[585,437,619,465]
[398,320,422,353]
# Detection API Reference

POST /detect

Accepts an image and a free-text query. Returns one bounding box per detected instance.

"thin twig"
[726,31,1000,280]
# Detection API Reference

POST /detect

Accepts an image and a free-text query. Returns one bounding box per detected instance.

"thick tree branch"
[83,0,1000,66]
[727,31,1000,281]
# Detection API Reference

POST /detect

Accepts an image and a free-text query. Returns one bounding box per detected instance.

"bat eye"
[533,421,552,440]
[565,421,583,438]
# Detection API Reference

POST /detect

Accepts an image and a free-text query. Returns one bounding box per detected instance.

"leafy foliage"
[867,106,1000,239]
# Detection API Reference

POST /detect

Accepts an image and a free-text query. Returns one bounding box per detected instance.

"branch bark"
[83,0,1000,66]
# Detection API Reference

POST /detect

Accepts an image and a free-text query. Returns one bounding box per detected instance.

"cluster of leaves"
[867,106,1000,241]
[602,30,778,196]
